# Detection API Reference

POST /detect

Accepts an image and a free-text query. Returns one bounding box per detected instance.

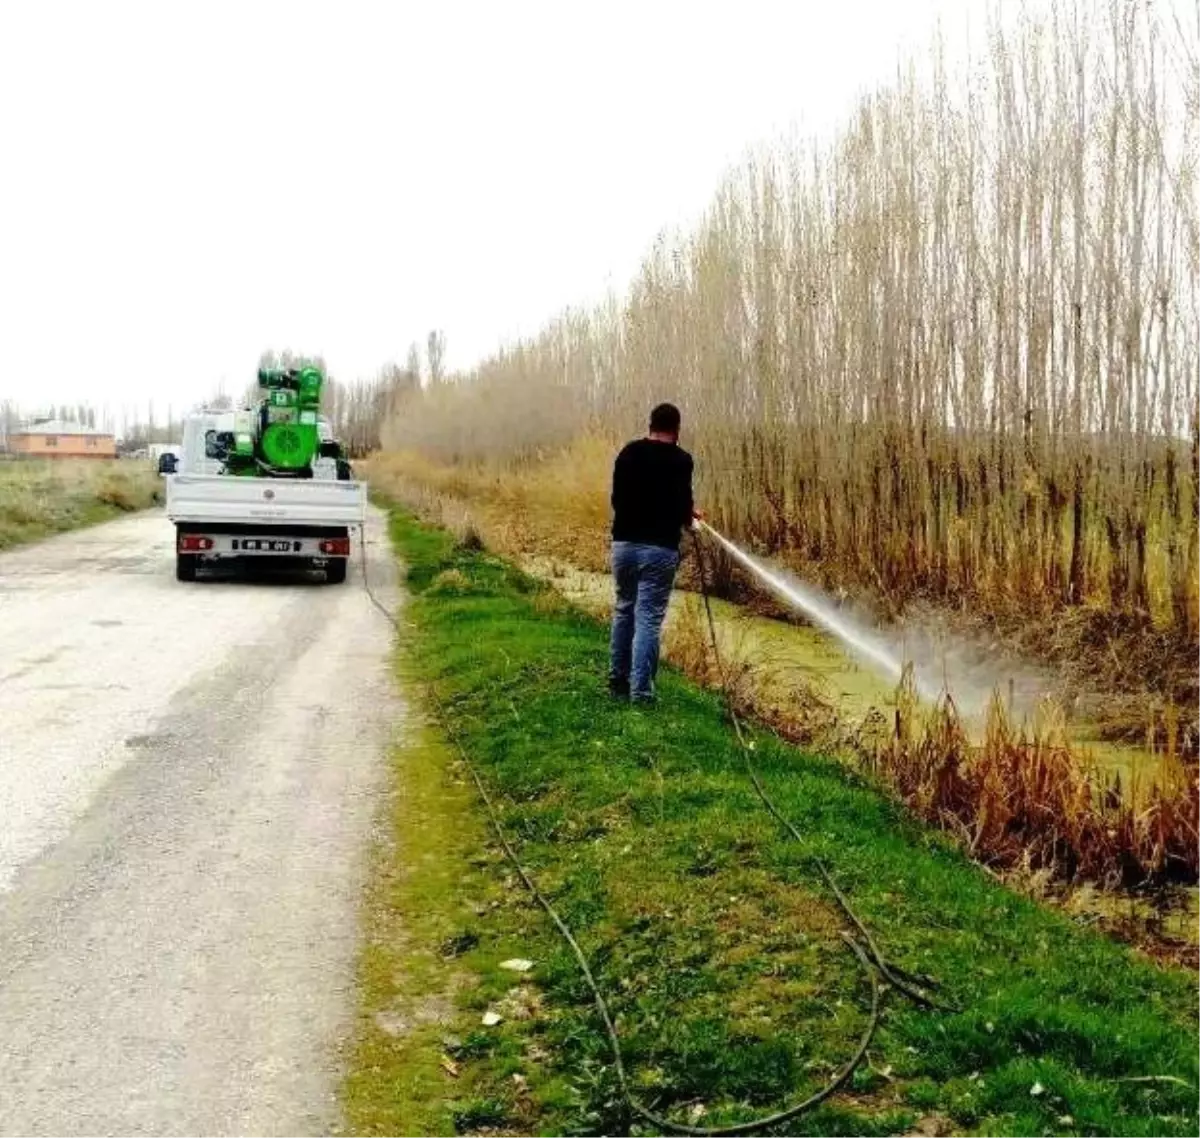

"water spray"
[695,520,941,701]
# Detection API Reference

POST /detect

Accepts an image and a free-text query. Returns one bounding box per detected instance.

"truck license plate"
[240,539,295,552]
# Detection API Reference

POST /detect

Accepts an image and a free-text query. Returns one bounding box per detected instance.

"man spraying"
[608,402,701,703]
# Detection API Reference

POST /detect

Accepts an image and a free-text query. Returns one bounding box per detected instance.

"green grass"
[339,727,516,1137]
[0,459,162,549]
[344,507,1199,1137]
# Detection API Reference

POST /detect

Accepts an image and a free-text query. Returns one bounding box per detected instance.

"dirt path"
[0,507,403,1136]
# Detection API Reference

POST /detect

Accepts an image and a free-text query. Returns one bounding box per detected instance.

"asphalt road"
[0,507,402,1136]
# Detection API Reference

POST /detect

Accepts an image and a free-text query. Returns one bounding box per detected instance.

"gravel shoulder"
[0,506,403,1136]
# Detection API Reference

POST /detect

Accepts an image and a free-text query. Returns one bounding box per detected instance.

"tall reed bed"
[381,0,1199,645]
[873,666,1198,887]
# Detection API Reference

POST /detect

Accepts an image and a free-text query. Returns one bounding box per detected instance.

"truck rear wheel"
[324,559,347,584]
[176,552,198,582]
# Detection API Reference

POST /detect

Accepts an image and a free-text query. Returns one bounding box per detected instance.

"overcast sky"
[0,0,1050,417]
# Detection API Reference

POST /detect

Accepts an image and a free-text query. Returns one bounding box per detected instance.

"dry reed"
[870,666,1198,886]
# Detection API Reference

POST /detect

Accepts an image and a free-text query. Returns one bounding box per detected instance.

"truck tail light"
[180,534,214,552]
[319,537,351,556]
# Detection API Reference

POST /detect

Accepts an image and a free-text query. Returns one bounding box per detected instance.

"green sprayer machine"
[164,364,367,583]
[207,366,346,478]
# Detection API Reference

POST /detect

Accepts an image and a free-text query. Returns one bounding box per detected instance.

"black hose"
[358,521,947,1135]
[689,530,953,1013]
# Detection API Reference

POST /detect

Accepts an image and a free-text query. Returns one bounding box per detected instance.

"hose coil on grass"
[359,522,950,1135]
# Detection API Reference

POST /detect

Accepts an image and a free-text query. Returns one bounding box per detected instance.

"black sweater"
[610,438,694,551]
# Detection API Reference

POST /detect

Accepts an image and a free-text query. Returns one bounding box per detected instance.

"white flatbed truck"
[165,412,366,583]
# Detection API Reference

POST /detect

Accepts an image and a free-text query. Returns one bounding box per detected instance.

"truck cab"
[181,410,236,476]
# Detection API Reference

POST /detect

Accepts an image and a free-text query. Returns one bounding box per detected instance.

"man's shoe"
[608,677,630,700]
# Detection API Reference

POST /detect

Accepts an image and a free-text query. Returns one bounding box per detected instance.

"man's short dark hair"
[649,403,681,434]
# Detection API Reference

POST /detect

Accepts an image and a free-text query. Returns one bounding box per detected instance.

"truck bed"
[166,473,367,527]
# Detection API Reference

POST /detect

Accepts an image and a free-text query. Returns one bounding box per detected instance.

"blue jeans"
[609,541,679,701]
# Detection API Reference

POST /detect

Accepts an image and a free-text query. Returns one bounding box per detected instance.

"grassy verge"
[344,507,1198,1137]
[0,459,162,550]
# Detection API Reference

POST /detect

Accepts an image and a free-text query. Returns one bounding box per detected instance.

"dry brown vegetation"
[0,459,161,549]
[374,0,1197,680]
[362,1,1199,911]
[363,445,614,569]
[873,670,1198,887]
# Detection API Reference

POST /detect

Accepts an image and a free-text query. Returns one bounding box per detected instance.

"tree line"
[1,329,448,458]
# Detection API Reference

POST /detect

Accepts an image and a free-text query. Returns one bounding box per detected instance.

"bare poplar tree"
[426,331,446,385]
[406,342,422,388]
